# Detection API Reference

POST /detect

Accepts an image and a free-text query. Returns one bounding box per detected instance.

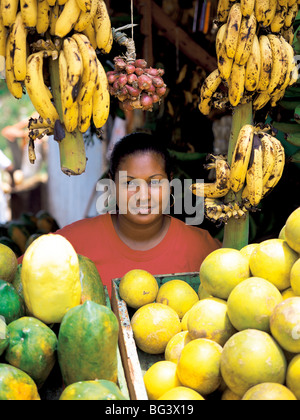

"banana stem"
[49,57,87,176]
[223,101,253,250]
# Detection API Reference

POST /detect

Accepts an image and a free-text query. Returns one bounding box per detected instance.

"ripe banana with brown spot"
[190,158,231,198]
[258,35,273,92]
[260,132,276,186]
[264,0,277,26]
[49,2,60,36]
[217,39,234,80]
[255,0,270,24]
[228,62,246,107]
[0,17,7,66]
[74,0,98,32]
[234,13,257,66]
[36,0,51,34]
[1,0,19,27]
[78,100,93,133]
[230,124,254,192]
[270,3,287,32]
[268,34,288,95]
[217,0,231,22]
[20,0,38,28]
[225,3,242,59]
[55,0,81,38]
[245,134,263,207]
[285,2,299,27]
[216,24,227,58]
[199,69,222,115]
[10,12,27,82]
[94,0,112,51]
[240,0,255,17]
[253,92,271,110]
[245,35,261,92]
[262,134,285,197]
[5,29,23,99]
[92,58,110,129]
[63,37,83,106]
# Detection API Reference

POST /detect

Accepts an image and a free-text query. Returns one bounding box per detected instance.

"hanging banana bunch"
[0,0,116,176]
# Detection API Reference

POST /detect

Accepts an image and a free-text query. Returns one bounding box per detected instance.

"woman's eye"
[151,179,160,186]
[127,180,138,189]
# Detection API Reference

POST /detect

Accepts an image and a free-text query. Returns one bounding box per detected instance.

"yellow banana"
[225,3,242,59]
[82,22,98,50]
[245,35,261,92]
[285,2,299,27]
[46,0,56,5]
[279,37,295,92]
[20,0,38,28]
[270,89,285,107]
[63,101,79,132]
[257,35,273,92]
[234,13,257,66]
[253,91,271,110]
[199,69,222,115]
[72,33,98,104]
[102,27,113,54]
[63,37,83,104]
[25,51,59,122]
[216,24,227,58]
[228,62,246,107]
[55,0,81,38]
[5,30,23,99]
[1,0,19,27]
[0,17,7,73]
[29,116,54,130]
[278,0,288,6]
[240,0,255,17]
[217,40,233,80]
[9,12,27,82]
[245,134,263,207]
[190,158,231,198]
[58,0,68,4]
[78,100,93,133]
[217,0,231,22]
[230,124,254,193]
[270,3,287,32]
[260,132,276,185]
[36,0,51,34]
[288,0,297,6]
[268,34,288,95]
[74,0,98,32]
[29,126,53,140]
[255,0,270,24]
[49,2,60,36]
[59,50,73,109]
[94,0,111,51]
[262,134,285,197]
[92,58,110,129]
[76,0,92,12]
[264,0,277,26]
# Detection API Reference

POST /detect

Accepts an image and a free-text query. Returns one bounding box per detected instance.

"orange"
[270,297,300,353]
[286,354,300,400]
[156,280,199,319]
[242,383,297,401]
[290,259,300,296]
[177,338,222,395]
[220,329,287,397]
[227,277,282,332]
[197,284,212,300]
[285,207,300,253]
[187,298,235,346]
[119,269,158,309]
[143,361,181,400]
[200,248,250,300]
[131,303,181,354]
[0,244,18,283]
[164,331,193,364]
[249,239,298,291]
[158,386,205,400]
[181,309,191,331]
[282,288,297,300]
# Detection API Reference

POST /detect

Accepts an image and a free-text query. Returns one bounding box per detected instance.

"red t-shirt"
[53,213,220,296]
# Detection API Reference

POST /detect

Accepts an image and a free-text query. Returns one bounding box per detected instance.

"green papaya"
[78,254,106,305]
[0,280,25,324]
[0,363,40,400]
[58,301,119,386]
[59,380,128,400]
[0,317,9,357]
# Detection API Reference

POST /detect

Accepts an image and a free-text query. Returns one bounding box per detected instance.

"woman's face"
[114,151,170,225]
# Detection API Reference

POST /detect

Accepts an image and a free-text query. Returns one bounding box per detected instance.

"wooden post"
[134,0,154,66]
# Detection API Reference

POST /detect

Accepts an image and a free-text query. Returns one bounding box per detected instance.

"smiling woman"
[52,132,220,295]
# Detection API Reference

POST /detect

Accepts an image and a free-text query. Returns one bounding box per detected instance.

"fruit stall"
[0,0,300,402]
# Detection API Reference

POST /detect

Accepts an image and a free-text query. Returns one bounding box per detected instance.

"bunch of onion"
[107,57,167,111]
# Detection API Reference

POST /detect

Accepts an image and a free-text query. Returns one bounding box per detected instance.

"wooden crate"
[111,273,200,400]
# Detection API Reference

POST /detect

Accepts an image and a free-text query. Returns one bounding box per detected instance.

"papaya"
[78,254,106,305]
[35,210,59,233]
[0,363,40,400]
[11,264,24,301]
[7,221,31,254]
[59,380,128,400]
[0,280,25,324]
[19,212,38,234]
[0,243,18,282]
[5,317,58,389]
[0,317,9,357]
[58,301,119,386]
[0,237,21,257]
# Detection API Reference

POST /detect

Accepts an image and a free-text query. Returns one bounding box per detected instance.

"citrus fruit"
[0,280,25,324]
[227,277,283,332]
[165,331,193,364]
[158,386,205,400]
[279,225,286,240]
[282,288,297,300]
[285,207,300,253]
[156,280,199,319]
[242,383,297,401]
[221,388,241,400]
[286,354,300,400]
[177,338,222,395]
[21,234,81,324]
[220,329,287,397]
[0,243,18,283]
[249,239,298,291]
[290,259,300,296]
[181,309,191,331]
[240,243,258,263]
[198,284,212,300]
[270,297,300,353]
[187,298,235,346]
[119,269,158,309]
[143,361,181,400]
[200,248,250,300]
[131,303,181,354]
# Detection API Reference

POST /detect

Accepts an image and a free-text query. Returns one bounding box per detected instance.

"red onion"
[146,67,159,76]
[118,74,128,88]
[127,73,138,85]
[114,57,127,70]
[126,84,141,97]
[151,76,165,88]
[145,83,156,93]
[140,93,153,110]
[125,64,136,74]
[107,71,119,84]
[156,85,167,97]
[138,74,152,90]
[134,67,144,76]
[122,100,134,111]
[152,94,160,104]
[134,59,147,69]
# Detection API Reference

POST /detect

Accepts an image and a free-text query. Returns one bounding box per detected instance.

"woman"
[55,132,220,296]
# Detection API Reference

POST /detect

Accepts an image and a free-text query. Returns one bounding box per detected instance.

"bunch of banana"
[204,198,249,225]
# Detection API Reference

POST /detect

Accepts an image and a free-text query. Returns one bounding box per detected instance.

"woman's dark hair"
[109,132,173,180]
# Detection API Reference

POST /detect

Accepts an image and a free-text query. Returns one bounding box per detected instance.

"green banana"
[272,121,300,134]
[294,104,300,124]
[291,150,300,163]
[279,100,300,111]
[285,132,300,146]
